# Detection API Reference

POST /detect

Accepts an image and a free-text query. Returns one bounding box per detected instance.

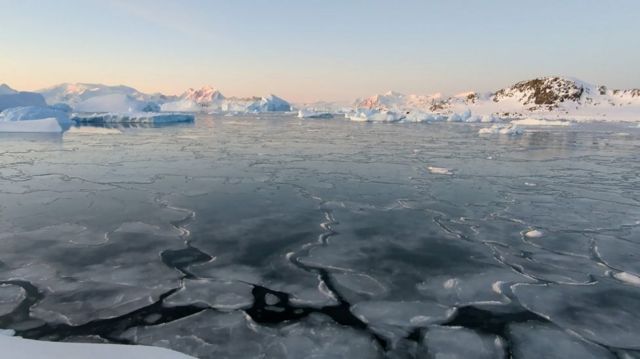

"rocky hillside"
[353,77,640,121]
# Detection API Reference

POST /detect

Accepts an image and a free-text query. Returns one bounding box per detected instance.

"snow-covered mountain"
[352,77,640,122]
[37,83,177,107]
[161,86,291,113]
[181,86,225,105]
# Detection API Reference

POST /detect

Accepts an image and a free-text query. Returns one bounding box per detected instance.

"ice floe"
[120,310,381,358]
[163,279,254,311]
[420,326,506,358]
[508,321,615,359]
[0,284,25,316]
[478,123,524,135]
[513,280,640,349]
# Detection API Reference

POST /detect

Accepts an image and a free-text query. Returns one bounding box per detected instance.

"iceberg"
[74,94,160,113]
[347,109,404,122]
[247,94,291,112]
[0,90,47,112]
[72,112,195,124]
[0,106,72,133]
[297,109,333,119]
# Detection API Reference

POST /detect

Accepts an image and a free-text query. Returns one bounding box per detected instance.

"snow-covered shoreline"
[0,330,195,359]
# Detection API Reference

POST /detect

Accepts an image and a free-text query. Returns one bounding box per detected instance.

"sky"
[1,0,639,102]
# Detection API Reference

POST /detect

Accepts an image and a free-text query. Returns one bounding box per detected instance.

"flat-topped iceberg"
[297,109,333,119]
[72,112,195,124]
[0,106,72,133]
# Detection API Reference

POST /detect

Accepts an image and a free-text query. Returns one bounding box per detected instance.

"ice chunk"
[525,229,543,238]
[513,280,640,349]
[163,279,254,311]
[478,123,524,135]
[74,94,159,113]
[351,300,455,332]
[72,112,194,124]
[0,334,196,359]
[508,322,615,359]
[420,326,506,358]
[427,166,452,175]
[0,284,26,316]
[121,310,381,359]
[348,109,403,122]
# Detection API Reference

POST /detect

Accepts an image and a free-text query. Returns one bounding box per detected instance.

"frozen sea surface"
[1,114,639,358]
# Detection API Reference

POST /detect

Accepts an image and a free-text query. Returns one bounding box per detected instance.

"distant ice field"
[1,114,639,358]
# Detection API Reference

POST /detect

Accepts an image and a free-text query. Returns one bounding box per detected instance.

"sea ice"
[420,326,506,359]
[513,280,640,349]
[508,322,615,359]
[478,124,524,135]
[163,279,254,311]
[0,284,26,316]
[121,310,381,359]
[351,300,455,342]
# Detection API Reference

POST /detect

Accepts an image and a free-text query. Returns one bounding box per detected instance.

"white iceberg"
[297,109,333,119]
[348,109,403,122]
[74,94,160,113]
[0,106,72,133]
[247,94,291,112]
[72,112,195,124]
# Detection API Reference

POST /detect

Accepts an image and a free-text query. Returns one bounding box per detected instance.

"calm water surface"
[1,114,640,358]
